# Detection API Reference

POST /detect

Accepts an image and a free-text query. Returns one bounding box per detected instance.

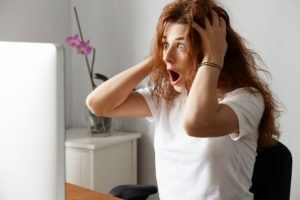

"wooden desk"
[66,183,122,200]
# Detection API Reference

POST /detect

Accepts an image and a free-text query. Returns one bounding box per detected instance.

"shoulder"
[136,87,162,121]
[220,87,265,124]
[221,87,265,126]
[220,87,265,141]
[227,87,262,97]
[224,87,264,106]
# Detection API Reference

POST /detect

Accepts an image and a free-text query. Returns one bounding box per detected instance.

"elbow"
[86,95,97,115]
[85,94,104,116]
[86,94,92,109]
[183,116,209,138]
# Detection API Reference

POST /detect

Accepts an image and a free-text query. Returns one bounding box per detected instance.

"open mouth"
[167,69,181,85]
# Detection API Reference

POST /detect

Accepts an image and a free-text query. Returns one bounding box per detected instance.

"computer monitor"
[0,41,65,200]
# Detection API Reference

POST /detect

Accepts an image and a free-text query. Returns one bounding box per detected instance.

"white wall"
[0,0,72,128]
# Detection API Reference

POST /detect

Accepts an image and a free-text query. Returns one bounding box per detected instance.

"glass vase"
[85,105,112,136]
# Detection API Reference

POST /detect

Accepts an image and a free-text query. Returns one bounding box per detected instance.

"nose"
[163,45,175,64]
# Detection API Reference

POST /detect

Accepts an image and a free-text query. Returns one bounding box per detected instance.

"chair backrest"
[250,141,292,200]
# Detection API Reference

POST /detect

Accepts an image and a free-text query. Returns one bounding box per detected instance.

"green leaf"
[94,73,109,82]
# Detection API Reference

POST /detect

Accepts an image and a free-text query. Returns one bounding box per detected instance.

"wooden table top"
[66,183,122,200]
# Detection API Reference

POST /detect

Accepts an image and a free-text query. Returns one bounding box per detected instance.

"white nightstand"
[65,127,141,194]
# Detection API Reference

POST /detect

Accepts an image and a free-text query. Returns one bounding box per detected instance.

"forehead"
[162,23,188,39]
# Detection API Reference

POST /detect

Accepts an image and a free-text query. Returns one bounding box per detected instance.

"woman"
[86,0,280,199]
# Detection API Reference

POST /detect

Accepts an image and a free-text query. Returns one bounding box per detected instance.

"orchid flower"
[76,40,92,55]
[66,34,80,47]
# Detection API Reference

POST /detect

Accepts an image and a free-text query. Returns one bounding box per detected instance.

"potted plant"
[66,7,112,136]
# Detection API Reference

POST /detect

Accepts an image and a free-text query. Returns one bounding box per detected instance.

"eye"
[178,43,185,49]
[162,42,169,49]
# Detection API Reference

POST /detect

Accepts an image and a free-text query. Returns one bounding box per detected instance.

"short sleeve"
[219,88,265,141]
[136,87,161,122]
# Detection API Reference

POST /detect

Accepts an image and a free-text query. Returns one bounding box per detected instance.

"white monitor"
[0,41,65,200]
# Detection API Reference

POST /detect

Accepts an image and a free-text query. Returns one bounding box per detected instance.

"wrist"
[202,56,224,67]
[198,62,222,72]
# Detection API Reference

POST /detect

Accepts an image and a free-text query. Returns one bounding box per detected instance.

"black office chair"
[109,141,292,200]
[249,141,292,200]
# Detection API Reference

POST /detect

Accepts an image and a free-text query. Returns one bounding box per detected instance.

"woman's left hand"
[192,10,228,66]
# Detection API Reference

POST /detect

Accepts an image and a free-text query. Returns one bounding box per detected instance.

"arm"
[86,57,153,118]
[183,11,238,137]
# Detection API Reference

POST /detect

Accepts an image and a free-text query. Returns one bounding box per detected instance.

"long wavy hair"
[148,0,281,148]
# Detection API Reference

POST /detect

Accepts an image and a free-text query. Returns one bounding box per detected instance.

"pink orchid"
[76,40,92,55]
[66,34,80,47]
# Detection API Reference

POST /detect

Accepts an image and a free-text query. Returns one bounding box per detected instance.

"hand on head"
[192,10,228,66]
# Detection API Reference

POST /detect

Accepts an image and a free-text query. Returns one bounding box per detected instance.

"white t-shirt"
[137,87,265,200]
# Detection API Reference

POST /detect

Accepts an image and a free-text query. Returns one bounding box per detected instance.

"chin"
[174,85,187,93]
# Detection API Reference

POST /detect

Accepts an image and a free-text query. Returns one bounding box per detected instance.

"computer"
[0,41,65,200]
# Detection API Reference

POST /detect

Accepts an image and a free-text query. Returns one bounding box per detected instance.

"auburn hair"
[148,0,281,148]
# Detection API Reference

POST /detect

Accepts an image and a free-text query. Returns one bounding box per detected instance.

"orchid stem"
[91,48,96,89]
[73,6,96,90]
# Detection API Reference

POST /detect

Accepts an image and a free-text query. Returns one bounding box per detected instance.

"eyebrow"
[162,36,185,40]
